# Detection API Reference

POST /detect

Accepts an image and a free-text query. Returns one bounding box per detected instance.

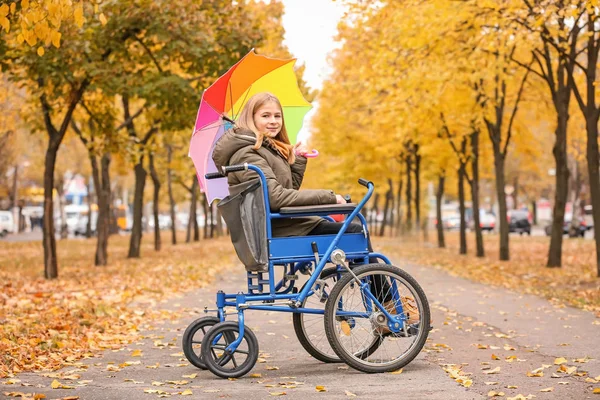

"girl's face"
[253,101,282,137]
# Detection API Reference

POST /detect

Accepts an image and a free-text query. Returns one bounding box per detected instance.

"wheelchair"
[182,164,431,378]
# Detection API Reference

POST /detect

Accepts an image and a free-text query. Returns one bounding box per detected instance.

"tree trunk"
[379,180,392,237]
[56,182,68,240]
[405,154,412,232]
[167,145,177,245]
[149,154,161,251]
[371,193,380,235]
[201,193,208,240]
[585,114,600,277]
[493,149,510,261]
[458,164,467,255]
[10,164,18,210]
[43,141,60,279]
[532,200,537,225]
[568,158,583,238]
[414,144,421,230]
[436,173,445,248]
[128,158,146,258]
[86,178,93,238]
[547,113,569,267]
[512,175,519,210]
[187,177,198,243]
[395,176,403,235]
[96,153,111,266]
[471,130,484,257]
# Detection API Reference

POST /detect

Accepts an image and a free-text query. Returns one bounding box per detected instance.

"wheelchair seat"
[279,203,358,215]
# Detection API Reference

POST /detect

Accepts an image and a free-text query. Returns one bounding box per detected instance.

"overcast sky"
[280,0,346,141]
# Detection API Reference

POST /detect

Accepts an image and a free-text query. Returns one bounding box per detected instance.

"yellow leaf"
[340,321,352,336]
[0,4,8,17]
[182,374,197,379]
[266,366,279,370]
[269,392,286,396]
[51,380,61,389]
[98,13,107,26]
[507,385,518,389]
[491,354,500,360]
[74,3,85,28]
[249,373,262,378]
[51,31,61,49]
[22,0,29,10]
[315,385,327,392]
[488,391,505,397]
[483,367,501,375]
[593,388,600,394]
[131,349,142,357]
[540,387,554,392]
[181,389,192,396]
[389,368,403,374]
[345,391,357,397]
[554,357,567,365]
[10,2,16,14]
[463,380,473,388]
[0,16,9,33]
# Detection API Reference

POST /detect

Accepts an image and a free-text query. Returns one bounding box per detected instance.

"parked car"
[544,212,588,237]
[508,209,531,235]
[74,211,98,236]
[442,215,461,231]
[0,211,15,237]
[468,209,496,232]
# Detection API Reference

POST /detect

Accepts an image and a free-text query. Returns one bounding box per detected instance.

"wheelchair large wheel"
[324,264,430,373]
[182,316,220,369]
[293,267,384,363]
[201,321,259,379]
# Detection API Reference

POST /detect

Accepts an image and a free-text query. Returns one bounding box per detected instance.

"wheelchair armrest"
[279,203,358,215]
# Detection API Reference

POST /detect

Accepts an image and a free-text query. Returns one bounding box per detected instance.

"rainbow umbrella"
[189,50,312,203]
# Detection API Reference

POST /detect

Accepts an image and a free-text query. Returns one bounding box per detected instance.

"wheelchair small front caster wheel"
[201,321,259,378]
[182,316,221,369]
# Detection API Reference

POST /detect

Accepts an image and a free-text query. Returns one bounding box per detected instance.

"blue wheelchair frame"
[209,164,406,353]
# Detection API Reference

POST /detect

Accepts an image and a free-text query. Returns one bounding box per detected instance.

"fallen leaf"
[488,391,505,397]
[266,366,280,371]
[180,389,192,396]
[345,391,357,397]
[483,367,501,375]
[554,357,567,365]
[485,382,499,385]
[491,354,500,360]
[315,385,327,392]
[540,387,553,392]
[269,392,286,396]
[249,374,262,378]
[593,388,600,394]
[131,349,143,357]
[389,368,403,374]
[182,374,197,379]
[507,385,518,389]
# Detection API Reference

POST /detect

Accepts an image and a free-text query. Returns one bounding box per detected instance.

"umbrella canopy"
[189,50,312,204]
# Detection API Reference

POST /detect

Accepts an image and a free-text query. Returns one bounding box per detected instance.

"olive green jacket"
[212,128,336,237]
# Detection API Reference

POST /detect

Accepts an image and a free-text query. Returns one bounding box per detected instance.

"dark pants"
[307,220,391,301]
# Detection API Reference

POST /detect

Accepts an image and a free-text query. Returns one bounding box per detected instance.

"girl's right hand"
[335,194,345,204]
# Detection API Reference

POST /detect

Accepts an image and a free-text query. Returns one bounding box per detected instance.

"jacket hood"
[212,128,257,170]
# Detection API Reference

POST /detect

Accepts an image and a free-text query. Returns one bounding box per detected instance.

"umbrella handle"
[302,149,319,158]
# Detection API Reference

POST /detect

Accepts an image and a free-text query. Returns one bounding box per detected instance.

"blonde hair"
[235,92,295,164]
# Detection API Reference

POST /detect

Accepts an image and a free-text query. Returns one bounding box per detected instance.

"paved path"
[4,258,599,399]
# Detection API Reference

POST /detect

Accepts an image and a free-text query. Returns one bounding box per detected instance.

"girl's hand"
[293,142,309,156]
[335,194,346,204]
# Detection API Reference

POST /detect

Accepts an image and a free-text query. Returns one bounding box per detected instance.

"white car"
[0,211,15,237]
